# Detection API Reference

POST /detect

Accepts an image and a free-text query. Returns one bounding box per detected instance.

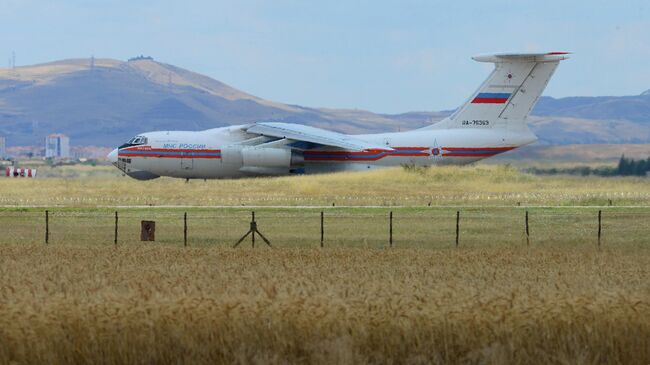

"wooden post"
[251,211,255,248]
[183,212,187,247]
[597,210,602,247]
[320,211,324,248]
[140,221,155,241]
[455,211,460,248]
[45,210,49,244]
[525,210,529,246]
[389,211,393,248]
[114,211,118,245]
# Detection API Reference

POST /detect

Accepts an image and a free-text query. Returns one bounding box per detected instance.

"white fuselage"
[107,51,568,180]
[108,124,536,180]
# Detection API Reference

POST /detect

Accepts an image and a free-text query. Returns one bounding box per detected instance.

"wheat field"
[0,245,648,364]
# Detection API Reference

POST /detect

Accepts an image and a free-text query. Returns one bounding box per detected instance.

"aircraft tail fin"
[429,52,569,130]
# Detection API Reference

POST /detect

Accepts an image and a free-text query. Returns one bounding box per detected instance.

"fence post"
[114,211,118,245]
[389,211,393,248]
[184,212,187,247]
[320,211,324,248]
[455,211,460,247]
[525,210,529,246]
[234,210,271,248]
[45,210,49,244]
[251,211,255,248]
[598,210,602,248]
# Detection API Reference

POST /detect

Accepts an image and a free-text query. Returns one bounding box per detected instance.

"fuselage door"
[181,151,193,169]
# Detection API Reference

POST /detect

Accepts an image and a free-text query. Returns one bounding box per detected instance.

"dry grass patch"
[1,165,650,207]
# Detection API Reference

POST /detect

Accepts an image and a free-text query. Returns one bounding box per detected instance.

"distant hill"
[534,92,650,122]
[0,57,649,147]
[0,58,415,146]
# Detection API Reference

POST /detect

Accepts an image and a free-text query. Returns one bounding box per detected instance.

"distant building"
[128,55,154,62]
[0,136,5,158]
[45,134,70,159]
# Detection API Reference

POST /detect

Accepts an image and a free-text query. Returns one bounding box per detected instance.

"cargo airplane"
[108,52,569,180]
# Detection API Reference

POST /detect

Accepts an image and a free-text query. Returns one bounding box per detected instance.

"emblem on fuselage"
[429,139,443,162]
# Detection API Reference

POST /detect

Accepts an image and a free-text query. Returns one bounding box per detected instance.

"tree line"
[527,155,650,177]
[615,155,650,176]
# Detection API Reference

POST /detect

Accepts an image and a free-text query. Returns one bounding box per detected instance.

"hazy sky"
[1,0,649,113]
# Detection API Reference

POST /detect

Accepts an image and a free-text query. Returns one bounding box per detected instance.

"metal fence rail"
[1,208,649,248]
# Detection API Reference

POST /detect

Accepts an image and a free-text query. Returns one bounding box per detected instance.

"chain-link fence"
[1,207,648,248]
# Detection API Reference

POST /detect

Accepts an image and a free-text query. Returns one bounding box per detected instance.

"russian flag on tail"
[471,92,511,104]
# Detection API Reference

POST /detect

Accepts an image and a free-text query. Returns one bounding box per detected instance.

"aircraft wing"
[245,122,392,151]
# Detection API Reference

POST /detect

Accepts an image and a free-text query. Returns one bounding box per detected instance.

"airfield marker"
[140,221,156,241]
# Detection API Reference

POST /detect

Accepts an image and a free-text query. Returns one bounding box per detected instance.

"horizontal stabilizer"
[472,52,570,63]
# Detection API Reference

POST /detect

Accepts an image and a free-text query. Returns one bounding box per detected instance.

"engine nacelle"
[241,148,299,168]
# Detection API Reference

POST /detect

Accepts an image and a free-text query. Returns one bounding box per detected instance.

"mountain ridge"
[1,57,649,147]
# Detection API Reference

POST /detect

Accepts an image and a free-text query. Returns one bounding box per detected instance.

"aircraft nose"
[107,148,118,164]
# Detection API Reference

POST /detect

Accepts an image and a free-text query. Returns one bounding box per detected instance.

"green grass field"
[2,206,649,249]
[2,165,649,248]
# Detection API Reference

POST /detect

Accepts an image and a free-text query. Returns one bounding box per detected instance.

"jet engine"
[221,147,304,175]
[242,148,295,168]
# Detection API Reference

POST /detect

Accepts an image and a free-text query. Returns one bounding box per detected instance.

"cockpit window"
[128,136,148,145]
[119,135,148,149]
